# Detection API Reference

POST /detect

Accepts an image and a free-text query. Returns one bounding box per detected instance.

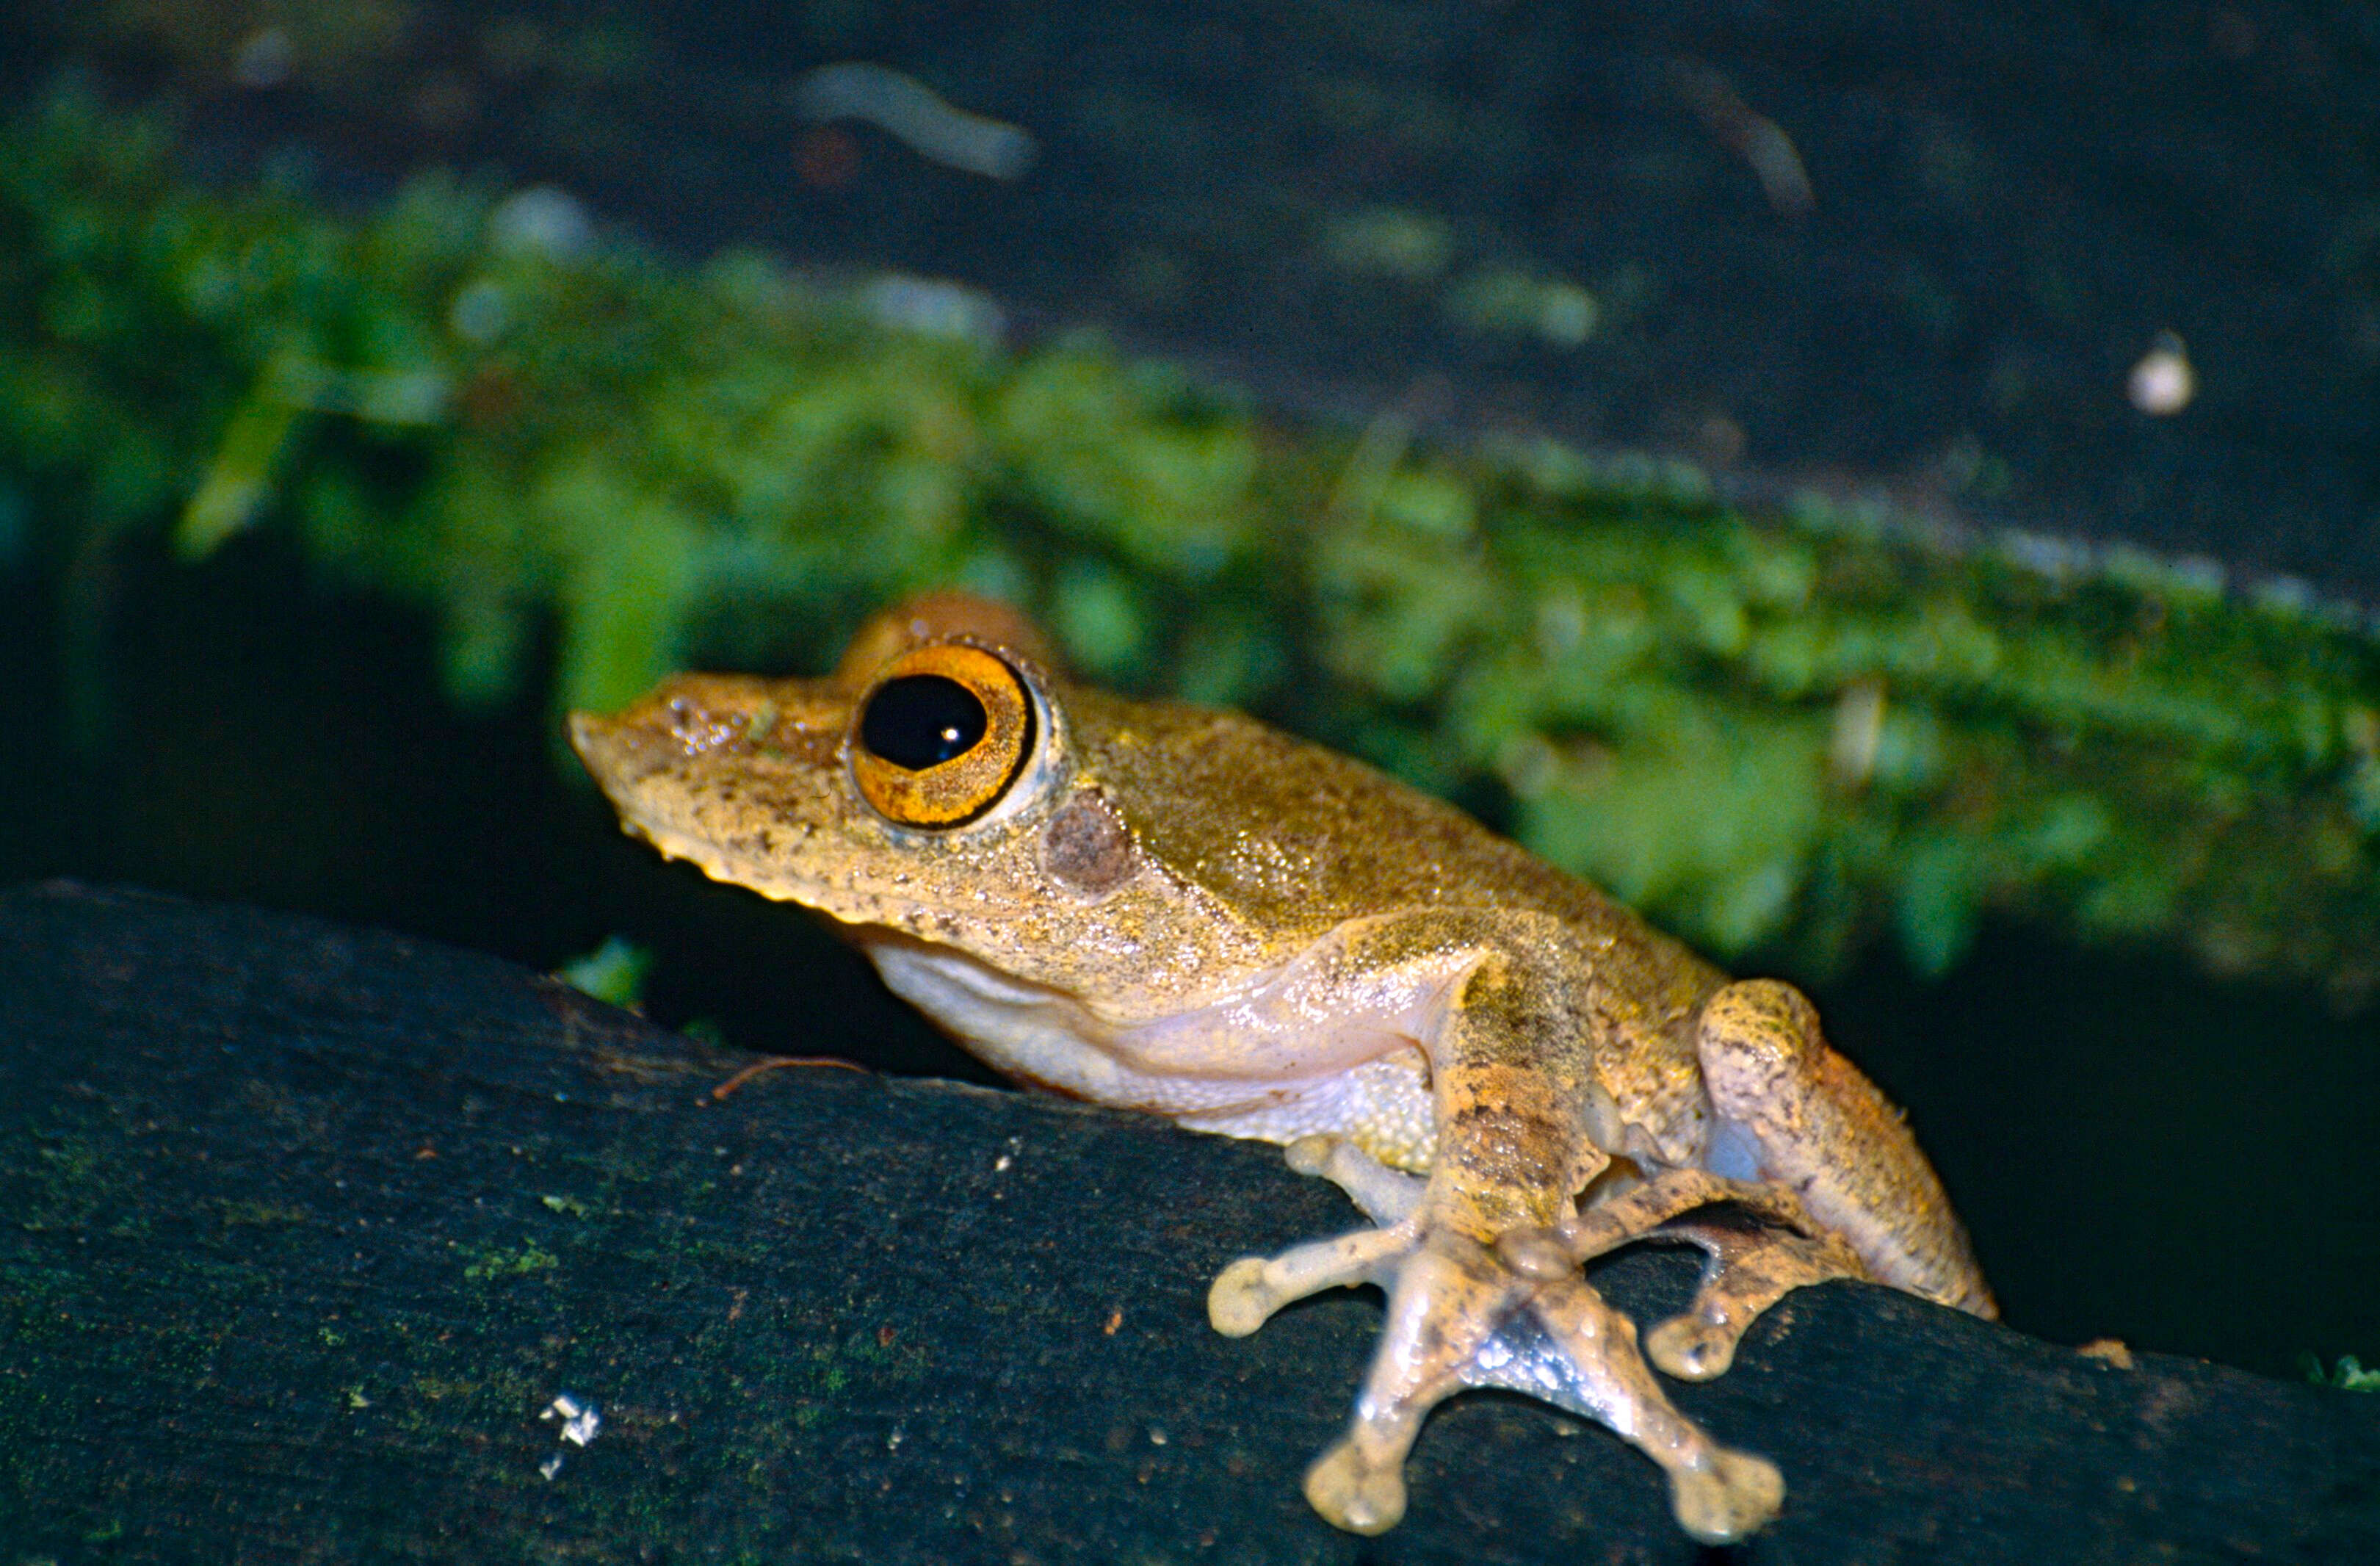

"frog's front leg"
[1208,919,1785,1543]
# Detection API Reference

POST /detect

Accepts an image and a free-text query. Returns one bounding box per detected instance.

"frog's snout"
[565,707,634,780]
[567,707,676,801]
[571,676,854,796]
[574,675,757,765]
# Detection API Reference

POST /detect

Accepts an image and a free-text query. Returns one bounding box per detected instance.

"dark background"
[79,0,2380,606]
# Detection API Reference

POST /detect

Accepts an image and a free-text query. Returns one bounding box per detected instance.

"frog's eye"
[850,644,1034,828]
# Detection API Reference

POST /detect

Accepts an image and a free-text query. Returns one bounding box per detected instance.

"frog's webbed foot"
[1511,1166,1867,1382]
[1209,1139,1785,1543]
[1206,1137,1425,1338]
[1641,1216,1864,1380]
[1517,1271,1784,1542]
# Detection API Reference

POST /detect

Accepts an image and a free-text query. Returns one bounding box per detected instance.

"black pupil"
[860,675,990,770]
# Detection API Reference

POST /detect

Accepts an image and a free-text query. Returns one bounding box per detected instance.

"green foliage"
[554,936,654,1011]
[6,88,2380,995]
[2303,1354,2380,1391]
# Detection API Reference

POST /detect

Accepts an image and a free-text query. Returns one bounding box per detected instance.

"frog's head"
[568,593,1267,999]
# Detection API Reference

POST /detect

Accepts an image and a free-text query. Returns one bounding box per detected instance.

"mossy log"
[3,881,2376,1564]
[8,90,2380,997]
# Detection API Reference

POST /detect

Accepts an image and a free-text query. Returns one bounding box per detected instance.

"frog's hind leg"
[1696,978,1995,1317]
[1638,1214,1863,1380]
[1509,1166,1865,1382]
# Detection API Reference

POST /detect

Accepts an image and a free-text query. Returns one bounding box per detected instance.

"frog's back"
[1070,688,1722,997]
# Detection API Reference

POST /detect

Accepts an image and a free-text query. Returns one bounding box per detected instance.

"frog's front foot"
[1207,1138,1785,1543]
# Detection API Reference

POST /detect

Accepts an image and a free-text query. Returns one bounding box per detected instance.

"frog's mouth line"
[628,813,922,935]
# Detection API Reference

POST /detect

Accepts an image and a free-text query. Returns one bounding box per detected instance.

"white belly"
[854,931,1442,1169]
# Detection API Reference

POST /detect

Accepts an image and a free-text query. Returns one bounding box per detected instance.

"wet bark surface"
[4,879,2377,1564]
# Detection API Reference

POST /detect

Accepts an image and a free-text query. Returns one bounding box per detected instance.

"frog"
[570,592,1994,1544]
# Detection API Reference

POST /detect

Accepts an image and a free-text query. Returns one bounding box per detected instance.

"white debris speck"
[539,1453,565,1481]
[543,1392,601,1445]
[2127,333,2196,414]
[1149,1426,1168,1446]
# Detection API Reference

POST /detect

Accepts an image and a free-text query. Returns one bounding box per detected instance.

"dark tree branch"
[3,882,2375,1563]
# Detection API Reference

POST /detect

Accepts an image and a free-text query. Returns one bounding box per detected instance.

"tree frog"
[571,593,1994,1544]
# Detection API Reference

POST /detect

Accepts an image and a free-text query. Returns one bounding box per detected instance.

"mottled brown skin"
[571,594,1993,1545]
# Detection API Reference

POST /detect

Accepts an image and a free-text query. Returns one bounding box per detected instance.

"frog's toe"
[1207,1258,1277,1338]
[1284,1134,1425,1224]
[1644,1314,1738,1380]
[1282,1133,1337,1177]
[1644,1219,1864,1382]
[1303,1435,1407,1534]
[1207,1222,1411,1337]
[1524,1271,1784,1541]
[1668,1448,1785,1545]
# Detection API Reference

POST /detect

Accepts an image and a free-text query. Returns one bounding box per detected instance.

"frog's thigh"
[1696,978,1996,1316]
